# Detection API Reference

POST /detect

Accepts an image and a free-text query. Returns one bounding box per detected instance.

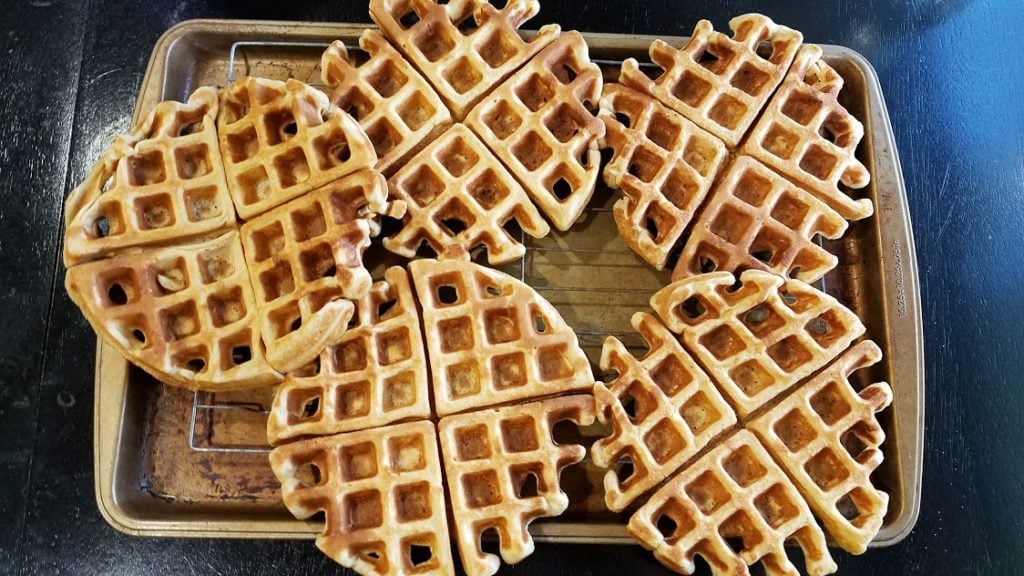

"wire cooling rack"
[188,38,673,454]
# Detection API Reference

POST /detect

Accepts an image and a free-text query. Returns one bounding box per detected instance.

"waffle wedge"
[673,155,848,283]
[408,248,593,416]
[384,124,549,265]
[239,169,404,373]
[620,14,802,147]
[629,430,837,576]
[64,231,280,390]
[267,267,430,445]
[650,270,865,417]
[369,0,559,120]
[437,395,595,576]
[64,87,235,266]
[270,420,454,576]
[748,340,892,554]
[743,44,872,220]
[218,77,377,219]
[321,30,453,175]
[598,83,728,269]
[465,31,605,231]
[591,312,737,511]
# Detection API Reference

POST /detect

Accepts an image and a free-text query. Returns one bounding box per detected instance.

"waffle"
[64,231,281,390]
[598,83,728,270]
[437,395,595,576]
[267,267,430,445]
[408,248,593,416]
[239,169,404,373]
[321,30,453,175]
[369,0,559,120]
[650,270,865,417]
[747,340,892,554]
[742,44,872,220]
[384,124,550,265]
[64,87,235,266]
[464,31,605,231]
[217,77,378,219]
[620,14,802,147]
[673,155,848,283]
[591,312,736,511]
[270,420,454,576]
[629,430,837,576]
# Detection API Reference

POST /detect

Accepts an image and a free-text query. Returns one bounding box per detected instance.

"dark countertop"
[2,0,1022,574]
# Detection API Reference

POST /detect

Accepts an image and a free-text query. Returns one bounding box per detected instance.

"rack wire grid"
[187,36,823,455]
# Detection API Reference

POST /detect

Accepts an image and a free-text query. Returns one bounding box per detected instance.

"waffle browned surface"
[437,395,595,576]
[383,124,549,264]
[65,231,281,390]
[464,31,605,231]
[369,0,559,120]
[748,340,892,554]
[742,44,873,220]
[64,87,235,267]
[591,312,737,511]
[629,430,838,576]
[239,169,403,373]
[598,83,728,270]
[673,155,848,283]
[409,250,593,416]
[270,420,455,576]
[620,14,802,148]
[267,266,430,445]
[321,30,453,175]
[650,270,865,418]
[218,77,378,219]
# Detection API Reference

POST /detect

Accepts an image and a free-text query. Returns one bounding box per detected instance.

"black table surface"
[2,0,1022,574]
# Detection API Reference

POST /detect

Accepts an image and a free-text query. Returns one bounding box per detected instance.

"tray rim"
[92,17,925,547]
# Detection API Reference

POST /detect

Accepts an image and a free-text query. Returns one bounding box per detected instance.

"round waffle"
[63,4,895,576]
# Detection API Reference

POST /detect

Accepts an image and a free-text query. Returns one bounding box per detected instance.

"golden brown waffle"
[384,124,550,265]
[620,14,802,148]
[673,155,848,283]
[321,30,453,175]
[437,395,595,576]
[267,267,430,446]
[408,248,593,416]
[464,31,605,231]
[748,340,892,554]
[742,44,872,220]
[369,0,559,120]
[591,312,737,511]
[598,83,728,270]
[239,169,404,373]
[650,270,865,417]
[64,231,281,390]
[64,87,235,267]
[629,430,837,576]
[217,77,377,219]
[270,420,455,576]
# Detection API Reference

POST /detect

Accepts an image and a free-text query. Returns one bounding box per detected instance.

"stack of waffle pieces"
[61,1,898,575]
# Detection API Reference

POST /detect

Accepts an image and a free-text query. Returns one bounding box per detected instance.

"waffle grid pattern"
[267,267,431,445]
[437,396,595,576]
[674,155,848,284]
[271,420,454,576]
[64,87,235,266]
[321,30,453,174]
[598,83,728,270]
[218,77,377,219]
[384,124,550,264]
[591,312,737,511]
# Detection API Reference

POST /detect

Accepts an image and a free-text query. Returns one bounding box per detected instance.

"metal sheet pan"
[93,19,923,547]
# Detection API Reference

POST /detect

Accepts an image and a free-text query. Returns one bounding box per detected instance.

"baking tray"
[93,19,923,547]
